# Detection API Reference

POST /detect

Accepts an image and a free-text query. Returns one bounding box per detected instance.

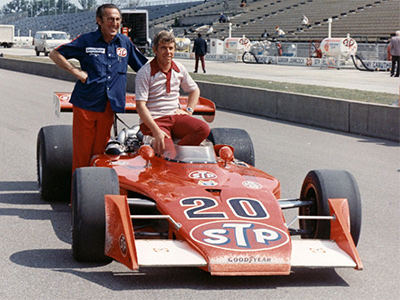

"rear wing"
[54,92,216,122]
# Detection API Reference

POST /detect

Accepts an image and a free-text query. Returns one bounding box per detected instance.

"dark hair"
[153,30,176,50]
[197,33,202,38]
[96,3,121,20]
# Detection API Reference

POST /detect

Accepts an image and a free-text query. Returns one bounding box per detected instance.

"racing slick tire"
[36,125,73,202]
[208,128,255,166]
[72,167,119,263]
[299,169,362,245]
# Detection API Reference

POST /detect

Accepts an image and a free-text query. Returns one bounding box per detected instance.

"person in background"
[219,13,227,23]
[302,15,309,26]
[49,3,147,173]
[275,26,285,37]
[261,29,269,38]
[135,30,210,156]
[389,31,400,77]
[193,33,207,73]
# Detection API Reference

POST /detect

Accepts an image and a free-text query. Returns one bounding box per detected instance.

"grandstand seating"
[2,0,398,43]
[190,0,399,42]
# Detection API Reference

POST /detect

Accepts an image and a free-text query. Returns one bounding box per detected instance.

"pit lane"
[0,64,398,299]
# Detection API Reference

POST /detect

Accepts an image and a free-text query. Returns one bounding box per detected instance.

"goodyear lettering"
[228,256,272,263]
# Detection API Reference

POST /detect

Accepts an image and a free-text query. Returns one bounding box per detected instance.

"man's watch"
[185,107,194,114]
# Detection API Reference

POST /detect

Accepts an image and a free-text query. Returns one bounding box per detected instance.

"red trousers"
[72,102,114,173]
[140,114,210,154]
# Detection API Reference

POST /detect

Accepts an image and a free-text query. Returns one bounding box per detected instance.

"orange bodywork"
[56,92,362,275]
[329,198,363,270]
[95,150,289,275]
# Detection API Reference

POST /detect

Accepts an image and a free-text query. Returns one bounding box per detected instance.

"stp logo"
[60,94,70,101]
[116,47,127,57]
[189,171,217,180]
[190,220,289,251]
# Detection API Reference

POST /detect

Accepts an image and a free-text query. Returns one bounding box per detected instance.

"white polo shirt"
[135,58,198,120]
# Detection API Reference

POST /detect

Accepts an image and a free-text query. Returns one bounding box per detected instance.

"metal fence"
[251,41,390,61]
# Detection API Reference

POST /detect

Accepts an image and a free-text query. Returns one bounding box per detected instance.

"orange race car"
[36,93,362,276]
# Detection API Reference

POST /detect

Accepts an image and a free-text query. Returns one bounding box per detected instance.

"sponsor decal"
[182,165,217,170]
[198,180,218,186]
[343,38,355,47]
[309,247,326,254]
[60,94,70,101]
[109,161,128,165]
[189,170,217,180]
[153,248,170,253]
[86,47,105,54]
[116,47,127,57]
[242,181,262,189]
[119,234,127,256]
[364,60,391,70]
[228,256,272,263]
[289,58,305,64]
[190,220,289,251]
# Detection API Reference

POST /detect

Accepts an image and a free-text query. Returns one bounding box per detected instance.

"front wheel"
[72,167,120,263]
[299,169,362,245]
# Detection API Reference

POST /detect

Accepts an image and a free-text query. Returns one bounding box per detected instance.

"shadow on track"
[4,181,351,290]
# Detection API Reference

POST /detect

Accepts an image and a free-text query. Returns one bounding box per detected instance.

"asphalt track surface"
[0,65,399,299]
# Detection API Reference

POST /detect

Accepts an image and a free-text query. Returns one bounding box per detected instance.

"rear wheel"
[299,169,362,245]
[36,125,72,202]
[208,128,255,166]
[72,167,119,262]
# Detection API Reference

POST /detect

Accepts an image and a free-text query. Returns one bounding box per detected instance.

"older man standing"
[49,4,147,173]
[389,31,400,77]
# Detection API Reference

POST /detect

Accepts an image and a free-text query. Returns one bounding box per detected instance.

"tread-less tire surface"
[72,167,119,263]
[36,125,72,202]
[299,169,362,245]
[208,128,255,166]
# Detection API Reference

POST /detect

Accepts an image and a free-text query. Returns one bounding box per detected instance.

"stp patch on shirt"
[117,47,127,57]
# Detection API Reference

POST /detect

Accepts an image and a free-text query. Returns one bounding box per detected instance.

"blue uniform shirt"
[57,29,147,113]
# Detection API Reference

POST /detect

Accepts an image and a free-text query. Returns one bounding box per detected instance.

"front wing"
[104,195,362,275]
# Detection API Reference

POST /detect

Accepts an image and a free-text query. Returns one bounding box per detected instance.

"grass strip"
[191,73,398,106]
[3,54,398,105]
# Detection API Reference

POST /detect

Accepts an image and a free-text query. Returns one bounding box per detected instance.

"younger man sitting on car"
[135,30,210,155]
